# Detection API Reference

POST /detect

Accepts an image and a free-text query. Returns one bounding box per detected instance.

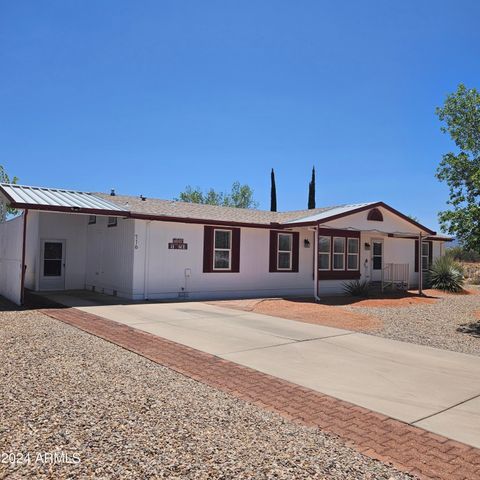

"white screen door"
[39,240,66,290]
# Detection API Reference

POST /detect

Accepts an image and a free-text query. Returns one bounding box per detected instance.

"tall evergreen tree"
[270,168,277,212]
[308,166,316,209]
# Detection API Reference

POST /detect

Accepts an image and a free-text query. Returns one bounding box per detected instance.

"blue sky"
[1,1,479,230]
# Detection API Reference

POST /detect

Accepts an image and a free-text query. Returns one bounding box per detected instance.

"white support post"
[418,232,423,296]
[314,224,320,301]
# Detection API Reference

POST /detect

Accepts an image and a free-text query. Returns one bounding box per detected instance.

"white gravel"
[344,289,480,356]
[0,310,411,480]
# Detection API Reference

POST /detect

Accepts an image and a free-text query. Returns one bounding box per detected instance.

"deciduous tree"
[176,181,259,209]
[436,84,480,251]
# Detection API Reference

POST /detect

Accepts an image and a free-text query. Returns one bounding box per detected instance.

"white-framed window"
[333,237,345,270]
[347,238,359,270]
[108,217,118,227]
[421,241,430,271]
[318,236,331,270]
[88,215,96,225]
[277,233,293,270]
[213,229,232,270]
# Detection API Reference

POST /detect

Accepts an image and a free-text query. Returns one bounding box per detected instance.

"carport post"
[314,224,320,301]
[20,209,28,305]
[418,232,423,296]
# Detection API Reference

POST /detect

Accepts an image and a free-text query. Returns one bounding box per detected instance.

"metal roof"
[285,202,377,224]
[0,184,126,212]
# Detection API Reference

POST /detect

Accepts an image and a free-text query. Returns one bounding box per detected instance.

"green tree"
[0,165,19,221]
[436,84,480,251]
[308,166,316,209]
[270,168,277,212]
[176,181,259,209]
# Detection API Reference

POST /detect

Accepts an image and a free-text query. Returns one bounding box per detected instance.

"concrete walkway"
[43,291,480,448]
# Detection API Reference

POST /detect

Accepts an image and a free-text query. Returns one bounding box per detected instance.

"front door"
[39,240,66,290]
[371,239,383,282]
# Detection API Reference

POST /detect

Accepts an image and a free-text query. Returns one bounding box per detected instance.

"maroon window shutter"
[203,226,214,273]
[292,232,300,272]
[269,231,278,272]
[414,240,419,273]
[231,228,241,272]
[428,240,433,267]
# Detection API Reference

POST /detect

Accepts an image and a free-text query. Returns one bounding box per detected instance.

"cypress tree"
[308,166,316,209]
[270,168,277,212]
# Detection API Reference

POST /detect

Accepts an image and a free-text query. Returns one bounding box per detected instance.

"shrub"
[342,280,370,297]
[469,274,480,285]
[427,256,465,292]
[445,246,480,263]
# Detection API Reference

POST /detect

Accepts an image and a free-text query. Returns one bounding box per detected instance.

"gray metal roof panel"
[0,184,126,212]
[284,202,378,224]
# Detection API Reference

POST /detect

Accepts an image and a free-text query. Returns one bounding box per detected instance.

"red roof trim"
[8,200,436,235]
[9,202,129,217]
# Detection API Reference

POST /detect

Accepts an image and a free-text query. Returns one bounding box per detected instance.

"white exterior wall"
[132,220,315,300]
[6,204,445,301]
[24,210,39,290]
[0,214,24,304]
[85,216,135,297]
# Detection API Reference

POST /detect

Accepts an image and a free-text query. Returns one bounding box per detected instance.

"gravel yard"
[344,288,480,356]
[0,309,410,480]
[213,289,480,357]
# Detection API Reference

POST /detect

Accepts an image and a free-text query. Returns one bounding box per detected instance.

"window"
[277,233,293,270]
[347,238,359,270]
[367,208,383,221]
[108,217,118,227]
[213,229,231,270]
[203,226,240,273]
[421,241,430,271]
[318,236,331,270]
[43,241,63,277]
[269,231,299,273]
[88,215,96,225]
[333,237,345,270]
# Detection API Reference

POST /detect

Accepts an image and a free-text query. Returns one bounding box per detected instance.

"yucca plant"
[342,280,370,297]
[427,256,465,293]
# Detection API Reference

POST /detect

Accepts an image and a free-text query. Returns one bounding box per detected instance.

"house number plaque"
[168,238,188,250]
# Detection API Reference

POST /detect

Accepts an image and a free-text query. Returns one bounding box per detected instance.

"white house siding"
[24,210,39,290]
[324,206,424,235]
[85,216,135,298]
[0,214,24,304]
[132,220,315,300]
[37,212,88,290]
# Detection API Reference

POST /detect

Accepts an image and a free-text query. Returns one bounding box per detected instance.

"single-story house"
[0,183,450,305]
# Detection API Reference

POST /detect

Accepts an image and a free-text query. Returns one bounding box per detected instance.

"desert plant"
[445,246,480,263]
[427,256,465,292]
[342,279,370,297]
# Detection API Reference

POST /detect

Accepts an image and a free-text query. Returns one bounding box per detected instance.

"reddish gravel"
[210,298,382,332]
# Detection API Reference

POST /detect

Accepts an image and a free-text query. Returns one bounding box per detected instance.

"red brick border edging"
[41,307,480,480]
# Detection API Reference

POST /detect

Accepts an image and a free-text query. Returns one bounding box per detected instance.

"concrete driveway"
[43,291,480,448]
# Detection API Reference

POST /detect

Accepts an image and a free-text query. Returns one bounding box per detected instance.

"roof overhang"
[285,201,436,235]
[0,183,129,217]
